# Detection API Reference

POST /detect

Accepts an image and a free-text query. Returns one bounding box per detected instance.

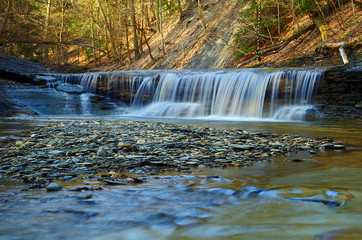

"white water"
[55,68,323,121]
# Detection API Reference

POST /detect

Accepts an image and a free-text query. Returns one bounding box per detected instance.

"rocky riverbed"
[0,120,346,188]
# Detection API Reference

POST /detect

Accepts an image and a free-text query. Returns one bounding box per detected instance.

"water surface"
[0,82,361,239]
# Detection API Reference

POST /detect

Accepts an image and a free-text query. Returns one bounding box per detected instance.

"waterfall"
[54,68,323,121]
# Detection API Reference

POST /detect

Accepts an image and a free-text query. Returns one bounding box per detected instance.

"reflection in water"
[9,84,127,116]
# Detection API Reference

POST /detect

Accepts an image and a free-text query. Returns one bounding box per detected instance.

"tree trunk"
[60,0,69,64]
[197,0,207,33]
[158,0,165,55]
[124,1,132,65]
[256,0,261,61]
[118,1,124,65]
[130,0,140,60]
[177,0,182,15]
[90,1,97,66]
[139,0,145,55]
[139,28,155,61]
[0,0,13,38]
[42,0,51,66]
[96,0,119,61]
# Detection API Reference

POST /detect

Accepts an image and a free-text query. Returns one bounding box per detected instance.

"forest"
[0,0,360,69]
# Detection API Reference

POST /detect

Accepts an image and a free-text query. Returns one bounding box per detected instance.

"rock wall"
[0,54,53,84]
[315,59,362,118]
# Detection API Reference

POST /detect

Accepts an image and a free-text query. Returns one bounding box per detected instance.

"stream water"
[0,70,361,239]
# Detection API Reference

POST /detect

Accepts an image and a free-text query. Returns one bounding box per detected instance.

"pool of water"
[0,84,361,239]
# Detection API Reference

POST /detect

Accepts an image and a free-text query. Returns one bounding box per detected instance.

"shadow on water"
[0,83,361,240]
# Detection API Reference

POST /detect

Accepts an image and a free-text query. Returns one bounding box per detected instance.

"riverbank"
[0,119,345,187]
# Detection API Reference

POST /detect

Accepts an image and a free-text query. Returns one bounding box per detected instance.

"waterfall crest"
[55,68,323,121]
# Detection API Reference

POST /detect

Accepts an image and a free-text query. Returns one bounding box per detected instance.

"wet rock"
[320,143,335,150]
[136,139,146,144]
[15,141,24,147]
[229,144,254,151]
[355,103,362,109]
[97,146,108,156]
[119,144,138,152]
[333,144,346,149]
[69,186,103,191]
[103,179,127,185]
[0,119,332,183]
[186,161,200,166]
[46,182,63,192]
[56,83,85,94]
[34,75,57,85]
[125,177,143,184]
[49,150,66,156]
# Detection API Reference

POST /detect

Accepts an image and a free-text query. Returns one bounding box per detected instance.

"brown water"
[0,117,361,240]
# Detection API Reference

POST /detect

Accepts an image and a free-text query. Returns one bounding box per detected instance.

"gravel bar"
[0,120,344,185]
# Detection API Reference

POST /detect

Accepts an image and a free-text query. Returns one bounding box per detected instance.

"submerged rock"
[56,83,85,94]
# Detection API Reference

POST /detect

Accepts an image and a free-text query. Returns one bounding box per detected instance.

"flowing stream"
[0,68,361,239]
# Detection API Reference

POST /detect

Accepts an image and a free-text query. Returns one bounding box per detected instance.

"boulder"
[46,182,63,192]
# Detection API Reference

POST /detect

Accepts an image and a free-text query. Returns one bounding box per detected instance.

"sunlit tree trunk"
[124,0,132,64]
[158,0,165,55]
[96,0,119,61]
[42,0,51,66]
[198,0,207,33]
[90,0,97,66]
[139,0,145,56]
[351,0,355,20]
[256,0,261,61]
[118,1,124,65]
[130,0,140,60]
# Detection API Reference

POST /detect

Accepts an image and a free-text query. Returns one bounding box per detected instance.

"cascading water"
[54,68,323,121]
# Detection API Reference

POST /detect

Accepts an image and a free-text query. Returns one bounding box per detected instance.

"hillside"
[95,0,361,71]
[0,0,360,71]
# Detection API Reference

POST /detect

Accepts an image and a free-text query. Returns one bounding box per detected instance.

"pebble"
[0,120,338,184]
[97,146,108,156]
[229,144,254,151]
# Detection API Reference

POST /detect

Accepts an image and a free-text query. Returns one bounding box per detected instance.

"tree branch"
[0,39,106,53]
[317,42,350,64]
[237,24,315,67]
